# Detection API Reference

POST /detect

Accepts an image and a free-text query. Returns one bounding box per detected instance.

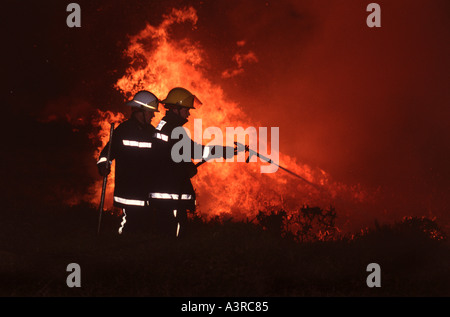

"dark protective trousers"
[118,206,187,238]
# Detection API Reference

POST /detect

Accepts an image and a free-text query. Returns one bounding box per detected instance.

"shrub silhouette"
[256,209,287,237]
[397,216,447,241]
[358,216,448,242]
[256,206,339,241]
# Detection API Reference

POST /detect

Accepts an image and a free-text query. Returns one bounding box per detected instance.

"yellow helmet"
[161,87,202,109]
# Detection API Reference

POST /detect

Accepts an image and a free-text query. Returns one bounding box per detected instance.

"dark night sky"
[4,0,450,230]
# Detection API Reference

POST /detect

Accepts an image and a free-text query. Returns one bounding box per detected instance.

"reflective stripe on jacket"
[97,114,157,208]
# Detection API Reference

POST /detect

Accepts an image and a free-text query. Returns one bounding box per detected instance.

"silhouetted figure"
[150,87,234,238]
[97,90,160,235]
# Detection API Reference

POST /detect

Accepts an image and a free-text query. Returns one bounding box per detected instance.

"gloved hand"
[222,146,237,159]
[97,162,111,177]
[186,162,198,178]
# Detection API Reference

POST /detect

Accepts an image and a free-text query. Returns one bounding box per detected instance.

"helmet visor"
[172,94,202,109]
[191,95,203,109]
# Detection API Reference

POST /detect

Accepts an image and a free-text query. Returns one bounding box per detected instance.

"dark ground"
[3,112,446,298]
[1,202,449,297]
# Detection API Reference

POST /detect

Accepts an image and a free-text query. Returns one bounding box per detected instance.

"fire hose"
[97,123,114,235]
[195,142,322,191]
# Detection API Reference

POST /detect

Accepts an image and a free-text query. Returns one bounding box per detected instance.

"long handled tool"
[195,143,322,191]
[97,123,115,235]
[234,142,322,191]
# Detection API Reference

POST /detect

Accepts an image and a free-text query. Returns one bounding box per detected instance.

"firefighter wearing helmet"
[149,87,235,238]
[97,90,160,235]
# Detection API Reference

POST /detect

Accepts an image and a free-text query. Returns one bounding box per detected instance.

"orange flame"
[89,7,374,229]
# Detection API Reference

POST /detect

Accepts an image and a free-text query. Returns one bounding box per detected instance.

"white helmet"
[126,90,160,112]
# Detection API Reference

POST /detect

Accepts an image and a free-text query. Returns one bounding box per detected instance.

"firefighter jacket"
[150,111,200,211]
[150,111,235,211]
[97,114,157,209]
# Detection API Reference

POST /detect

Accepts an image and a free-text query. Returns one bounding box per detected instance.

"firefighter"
[97,90,160,235]
[150,87,235,238]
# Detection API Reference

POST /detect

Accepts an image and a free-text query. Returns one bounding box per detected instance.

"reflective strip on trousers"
[114,196,146,206]
[118,209,127,234]
[173,209,180,237]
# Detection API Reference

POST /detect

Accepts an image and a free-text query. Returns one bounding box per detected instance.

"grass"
[1,203,449,297]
